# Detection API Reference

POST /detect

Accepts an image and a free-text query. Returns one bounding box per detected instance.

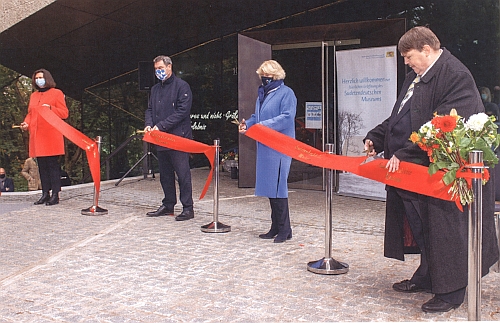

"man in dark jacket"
[144,55,194,221]
[0,168,14,192]
[364,26,499,313]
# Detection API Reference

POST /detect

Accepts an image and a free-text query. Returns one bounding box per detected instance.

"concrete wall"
[0,0,55,33]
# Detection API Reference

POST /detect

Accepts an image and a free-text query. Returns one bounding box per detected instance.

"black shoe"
[392,279,431,293]
[45,195,59,206]
[34,193,50,205]
[175,210,194,221]
[273,231,293,243]
[146,205,174,217]
[259,230,278,239]
[421,296,460,313]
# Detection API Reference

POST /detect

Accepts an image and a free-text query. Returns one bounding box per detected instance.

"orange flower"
[410,132,420,143]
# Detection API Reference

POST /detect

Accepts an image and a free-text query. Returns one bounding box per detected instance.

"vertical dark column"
[237,34,271,188]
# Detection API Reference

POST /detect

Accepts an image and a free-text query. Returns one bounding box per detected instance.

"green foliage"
[0,65,31,190]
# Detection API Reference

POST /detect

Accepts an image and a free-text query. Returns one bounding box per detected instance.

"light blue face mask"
[36,78,46,88]
[155,69,167,81]
[481,94,488,101]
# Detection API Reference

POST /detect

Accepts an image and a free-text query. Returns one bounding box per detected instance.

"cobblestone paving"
[0,168,499,322]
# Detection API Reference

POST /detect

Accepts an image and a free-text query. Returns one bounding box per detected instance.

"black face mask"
[0,174,5,179]
[261,76,273,86]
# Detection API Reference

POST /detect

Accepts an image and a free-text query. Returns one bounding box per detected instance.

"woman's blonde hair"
[256,60,286,80]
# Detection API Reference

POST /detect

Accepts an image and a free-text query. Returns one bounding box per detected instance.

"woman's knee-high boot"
[273,198,292,243]
[259,198,279,239]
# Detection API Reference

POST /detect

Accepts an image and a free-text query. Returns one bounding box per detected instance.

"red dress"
[24,88,69,157]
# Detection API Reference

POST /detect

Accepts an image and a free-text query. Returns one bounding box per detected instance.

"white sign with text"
[336,46,397,200]
[305,102,322,129]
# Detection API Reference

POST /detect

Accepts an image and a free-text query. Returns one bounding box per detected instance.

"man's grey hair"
[153,55,172,66]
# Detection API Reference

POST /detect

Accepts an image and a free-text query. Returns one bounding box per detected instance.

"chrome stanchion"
[201,139,231,233]
[307,143,348,274]
[82,136,108,216]
[467,150,483,321]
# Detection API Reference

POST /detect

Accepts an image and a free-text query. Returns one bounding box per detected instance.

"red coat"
[24,88,69,157]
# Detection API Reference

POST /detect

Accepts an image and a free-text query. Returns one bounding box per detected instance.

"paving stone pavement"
[0,167,499,322]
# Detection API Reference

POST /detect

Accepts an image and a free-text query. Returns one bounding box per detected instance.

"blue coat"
[245,84,297,198]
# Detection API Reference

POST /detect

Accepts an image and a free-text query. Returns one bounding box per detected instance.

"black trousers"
[157,150,193,211]
[390,188,466,305]
[37,156,62,195]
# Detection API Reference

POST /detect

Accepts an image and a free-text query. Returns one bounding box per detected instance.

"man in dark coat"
[0,168,14,192]
[364,26,499,313]
[144,55,194,221]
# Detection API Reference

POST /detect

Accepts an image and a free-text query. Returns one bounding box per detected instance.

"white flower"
[419,121,434,139]
[465,113,489,131]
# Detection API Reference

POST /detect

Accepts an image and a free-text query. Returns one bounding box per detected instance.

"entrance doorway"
[273,45,329,190]
[237,19,406,192]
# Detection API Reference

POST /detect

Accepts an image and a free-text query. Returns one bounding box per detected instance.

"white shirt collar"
[420,49,443,78]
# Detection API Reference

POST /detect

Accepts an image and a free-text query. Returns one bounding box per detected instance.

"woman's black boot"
[34,192,50,205]
[272,198,292,243]
[259,199,279,239]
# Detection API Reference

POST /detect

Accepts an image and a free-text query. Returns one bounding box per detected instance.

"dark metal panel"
[0,1,404,100]
[241,19,405,46]
[237,34,271,188]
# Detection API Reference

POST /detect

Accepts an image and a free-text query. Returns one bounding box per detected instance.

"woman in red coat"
[21,69,69,206]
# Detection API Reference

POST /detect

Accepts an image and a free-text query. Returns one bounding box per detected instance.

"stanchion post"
[307,143,348,274]
[82,136,108,216]
[467,150,483,321]
[201,139,231,233]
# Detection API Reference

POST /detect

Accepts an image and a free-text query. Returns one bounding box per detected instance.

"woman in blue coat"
[239,60,297,243]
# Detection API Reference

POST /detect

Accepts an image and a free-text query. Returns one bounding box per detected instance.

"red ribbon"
[142,130,216,199]
[456,163,488,187]
[245,124,460,206]
[38,108,101,202]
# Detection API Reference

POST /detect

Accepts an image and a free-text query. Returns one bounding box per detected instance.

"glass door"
[272,42,333,190]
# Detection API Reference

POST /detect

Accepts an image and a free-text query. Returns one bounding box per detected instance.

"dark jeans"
[157,150,193,211]
[37,156,62,195]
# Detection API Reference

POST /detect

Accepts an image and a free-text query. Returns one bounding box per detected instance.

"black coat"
[366,48,499,294]
[145,73,193,151]
[0,177,14,192]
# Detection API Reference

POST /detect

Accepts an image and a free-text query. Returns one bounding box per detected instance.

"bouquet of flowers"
[410,109,500,205]
[221,151,238,162]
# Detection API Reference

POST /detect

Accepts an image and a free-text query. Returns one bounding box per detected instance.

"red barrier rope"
[38,107,101,202]
[142,130,216,199]
[245,124,461,207]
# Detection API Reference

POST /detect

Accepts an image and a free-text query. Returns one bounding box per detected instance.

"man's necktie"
[398,75,420,113]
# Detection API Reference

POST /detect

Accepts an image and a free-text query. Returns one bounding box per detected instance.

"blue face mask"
[35,78,46,88]
[155,69,168,81]
[261,76,273,86]
[481,94,488,101]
